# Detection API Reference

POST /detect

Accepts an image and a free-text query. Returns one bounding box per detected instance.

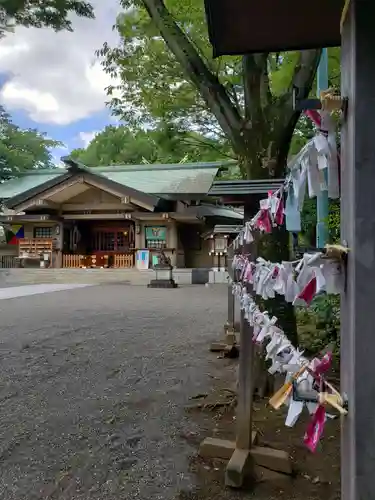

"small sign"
[136,250,150,270]
[145,226,166,241]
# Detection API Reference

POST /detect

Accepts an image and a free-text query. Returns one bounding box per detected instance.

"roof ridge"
[88,160,235,172]
[13,169,66,176]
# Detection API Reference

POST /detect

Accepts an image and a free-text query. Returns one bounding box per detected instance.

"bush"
[296,294,340,363]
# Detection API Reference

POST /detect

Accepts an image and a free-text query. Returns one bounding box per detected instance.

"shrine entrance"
[62,221,135,268]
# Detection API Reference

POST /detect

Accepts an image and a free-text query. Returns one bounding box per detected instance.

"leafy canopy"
[0,0,94,36]
[0,107,62,180]
[98,1,340,176]
[99,1,301,134]
[70,123,231,166]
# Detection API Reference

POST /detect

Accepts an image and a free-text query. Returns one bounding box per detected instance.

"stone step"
[0,269,153,285]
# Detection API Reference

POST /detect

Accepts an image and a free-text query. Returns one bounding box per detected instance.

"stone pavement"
[0,283,93,300]
[0,283,228,500]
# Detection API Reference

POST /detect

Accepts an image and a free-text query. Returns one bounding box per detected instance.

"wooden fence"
[63,254,83,268]
[114,254,134,268]
[62,253,134,268]
[0,255,18,268]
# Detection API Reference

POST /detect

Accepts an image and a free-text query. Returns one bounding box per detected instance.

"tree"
[98,0,324,344]
[70,123,232,166]
[99,1,321,179]
[0,0,94,37]
[0,106,62,181]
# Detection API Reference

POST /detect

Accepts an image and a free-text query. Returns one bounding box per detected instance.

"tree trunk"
[138,0,321,397]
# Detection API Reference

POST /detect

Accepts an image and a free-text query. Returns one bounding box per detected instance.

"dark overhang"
[208,179,284,198]
[204,0,342,56]
[213,224,243,234]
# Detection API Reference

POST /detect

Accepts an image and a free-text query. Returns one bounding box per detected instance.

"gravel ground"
[0,284,228,500]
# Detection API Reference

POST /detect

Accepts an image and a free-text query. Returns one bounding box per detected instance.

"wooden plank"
[234,202,256,451]
[235,308,254,450]
[340,3,375,500]
[250,446,292,475]
[199,434,258,460]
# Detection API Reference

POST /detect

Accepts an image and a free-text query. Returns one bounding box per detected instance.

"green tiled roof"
[0,161,233,199]
[0,172,62,199]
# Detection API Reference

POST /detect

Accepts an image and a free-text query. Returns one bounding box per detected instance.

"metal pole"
[316,48,329,247]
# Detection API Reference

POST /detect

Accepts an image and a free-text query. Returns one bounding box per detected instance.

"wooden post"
[210,243,238,353]
[227,284,235,324]
[225,304,255,486]
[200,200,291,486]
[341,3,375,500]
[225,204,255,486]
[225,245,236,344]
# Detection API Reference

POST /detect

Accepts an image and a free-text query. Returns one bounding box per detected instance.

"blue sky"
[0,0,121,164]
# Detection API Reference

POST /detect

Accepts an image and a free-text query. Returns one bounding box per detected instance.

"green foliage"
[98,1,317,139]
[328,199,340,243]
[0,107,61,180]
[70,123,231,166]
[98,0,211,130]
[297,295,340,362]
[300,198,341,246]
[0,0,94,36]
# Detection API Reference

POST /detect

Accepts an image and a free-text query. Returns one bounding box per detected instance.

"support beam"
[340,2,375,500]
[35,199,60,209]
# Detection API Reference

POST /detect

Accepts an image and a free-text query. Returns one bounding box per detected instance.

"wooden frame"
[91,225,135,253]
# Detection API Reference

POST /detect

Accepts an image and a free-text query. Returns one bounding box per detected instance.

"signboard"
[135,249,150,270]
[145,226,166,241]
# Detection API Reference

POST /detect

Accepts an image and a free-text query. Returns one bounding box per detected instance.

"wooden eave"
[208,179,284,204]
[0,214,62,223]
[204,0,343,56]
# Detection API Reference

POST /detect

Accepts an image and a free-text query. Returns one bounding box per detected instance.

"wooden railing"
[62,253,134,269]
[63,254,83,268]
[114,253,134,268]
[0,255,18,268]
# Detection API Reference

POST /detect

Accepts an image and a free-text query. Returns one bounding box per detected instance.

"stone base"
[199,436,292,488]
[147,279,178,288]
[210,328,239,356]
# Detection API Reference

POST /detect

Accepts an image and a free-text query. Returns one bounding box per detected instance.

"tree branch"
[140,0,245,153]
[181,137,235,159]
[274,49,322,176]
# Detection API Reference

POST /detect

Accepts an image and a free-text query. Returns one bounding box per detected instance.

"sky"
[0,0,122,164]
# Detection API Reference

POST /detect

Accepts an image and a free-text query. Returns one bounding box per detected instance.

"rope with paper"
[231,119,339,252]
[231,250,347,451]
[229,120,347,450]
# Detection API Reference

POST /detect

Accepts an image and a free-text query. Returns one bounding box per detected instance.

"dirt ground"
[181,359,341,500]
[0,283,340,500]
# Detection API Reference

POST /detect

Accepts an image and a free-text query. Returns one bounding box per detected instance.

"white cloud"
[0,0,121,125]
[79,130,99,147]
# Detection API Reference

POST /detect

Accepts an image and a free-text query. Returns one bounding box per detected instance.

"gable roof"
[3,166,161,212]
[0,159,233,203]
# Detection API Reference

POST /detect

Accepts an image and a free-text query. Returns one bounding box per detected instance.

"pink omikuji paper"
[303,405,326,452]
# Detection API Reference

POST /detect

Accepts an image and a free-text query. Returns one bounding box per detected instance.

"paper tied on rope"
[231,117,340,249]
[233,282,344,451]
[232,251,344,308]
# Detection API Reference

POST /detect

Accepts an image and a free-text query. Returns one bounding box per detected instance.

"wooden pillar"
[341,2,375,499]
[226,244,235,330]
[168,221,178,267]
[227,285,235,327]
[225,203,255,486]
